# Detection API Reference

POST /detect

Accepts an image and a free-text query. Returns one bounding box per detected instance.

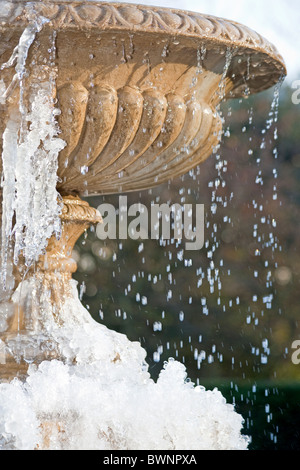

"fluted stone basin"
[0,1,286,383]
[0,1,286,196]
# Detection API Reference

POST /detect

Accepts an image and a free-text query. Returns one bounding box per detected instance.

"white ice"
[0,292,249,450]
[0,278,249,451]
[0,3,249,451]
[1,8,65,278]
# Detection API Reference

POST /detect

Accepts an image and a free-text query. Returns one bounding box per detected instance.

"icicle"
[1,9,65,282]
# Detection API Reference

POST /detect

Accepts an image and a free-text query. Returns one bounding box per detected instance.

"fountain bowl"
[0,0,286,196]
[0,1,287,450]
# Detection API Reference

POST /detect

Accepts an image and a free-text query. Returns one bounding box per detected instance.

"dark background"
[73,83,300,450]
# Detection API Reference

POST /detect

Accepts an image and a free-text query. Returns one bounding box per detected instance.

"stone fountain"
[0,0,286,450]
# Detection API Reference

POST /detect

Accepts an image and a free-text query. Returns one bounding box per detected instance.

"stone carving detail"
[0,1,284,63]
[38,195,102,273]
[0,1,286,196]
[56,82,222,194]
[0,1,287,387]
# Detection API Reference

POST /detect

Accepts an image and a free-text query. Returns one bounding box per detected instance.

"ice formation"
[0,359,250,450]
[0,281,249,451]
[1,276,249,450]
[1,9,65,278]
[0,4,249,451]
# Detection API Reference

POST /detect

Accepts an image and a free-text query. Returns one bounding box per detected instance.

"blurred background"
[73,1,300,450]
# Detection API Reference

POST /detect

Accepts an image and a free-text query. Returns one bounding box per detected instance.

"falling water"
[73,42,288,449]
[0,5,287,450]
[0,8,65,281]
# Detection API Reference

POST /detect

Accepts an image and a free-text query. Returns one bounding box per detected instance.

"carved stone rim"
[1,1,286,78]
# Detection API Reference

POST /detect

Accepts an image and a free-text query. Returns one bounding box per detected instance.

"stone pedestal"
[0,196,102,382]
